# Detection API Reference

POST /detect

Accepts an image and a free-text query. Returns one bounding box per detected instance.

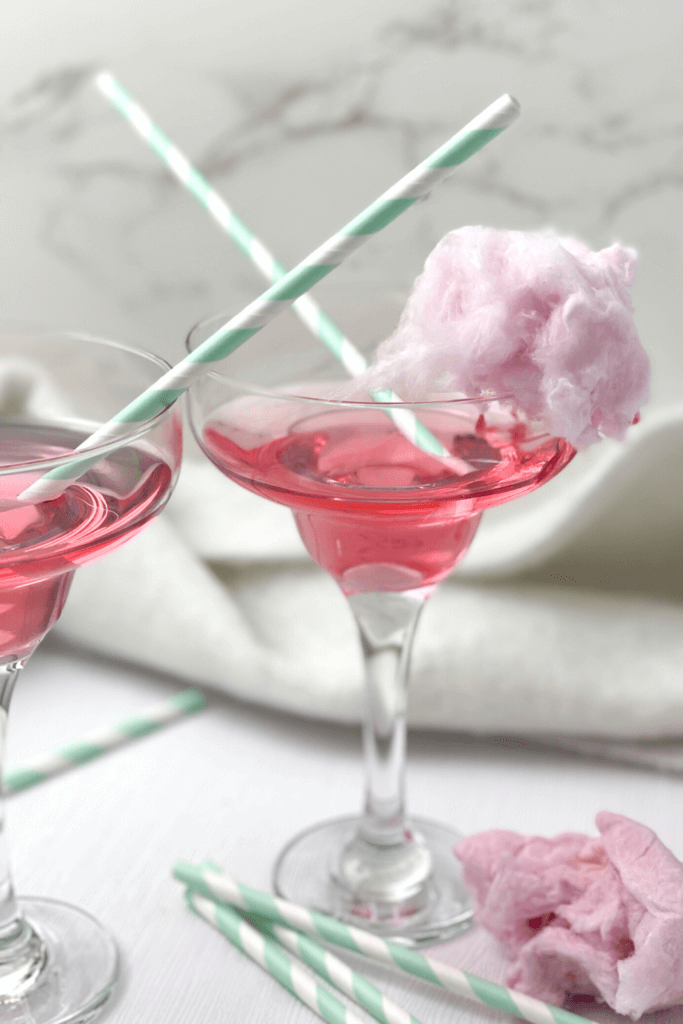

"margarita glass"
[187,306,575,946]
[0,325,182,1021]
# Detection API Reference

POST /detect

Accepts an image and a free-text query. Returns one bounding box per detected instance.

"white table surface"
[7,635,683,1024]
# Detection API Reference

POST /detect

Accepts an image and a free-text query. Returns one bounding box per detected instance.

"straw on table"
[254,914,420,1024]
[174,863,597,1024]
[22,90,519,501]
[94,70,465,470]
[186,889,368,1024]
[4,688,205,794]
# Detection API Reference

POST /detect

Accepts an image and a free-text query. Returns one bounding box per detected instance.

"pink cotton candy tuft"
[359,227,650,448]
[454,813,683,1019]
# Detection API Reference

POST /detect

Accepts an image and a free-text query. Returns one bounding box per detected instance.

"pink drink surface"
[202,403,575,593]
[0,423,173,659]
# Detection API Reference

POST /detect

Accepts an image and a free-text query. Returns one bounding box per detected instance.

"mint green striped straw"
[186,889,368,1024]
[196,856,419,1024]
[4,689,204,794]
[22,90,519,502]
[254,914,421,1024]
[174,863,597,1024]
[94,70,465,471]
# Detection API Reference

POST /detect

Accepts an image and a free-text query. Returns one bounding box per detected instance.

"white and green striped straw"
[94,70,466,471]
[174,864,597,1024]
[22,89,518,502]
[4,688,204,794]
[255,915,421,1024]
[186,890,369,1024]
[197,856,420,1024]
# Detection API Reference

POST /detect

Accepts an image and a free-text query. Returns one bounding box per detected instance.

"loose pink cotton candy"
[454,813,683,1018]
[360,227,650,448]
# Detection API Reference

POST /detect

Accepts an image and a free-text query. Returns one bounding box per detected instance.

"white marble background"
[0,0,681,409]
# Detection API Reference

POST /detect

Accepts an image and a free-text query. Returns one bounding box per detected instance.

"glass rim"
[0,325,179,475]
[186,312,515,411]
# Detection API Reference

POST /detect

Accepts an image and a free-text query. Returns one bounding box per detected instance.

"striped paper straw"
[21,90,519,502]
[173,864,596,1024]
[186,889,368,1024]
[94,70,462,469]
[4,688,205,794]
[254,914,421,1024]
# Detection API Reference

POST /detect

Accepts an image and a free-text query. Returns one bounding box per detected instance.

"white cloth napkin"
[53,402,683,761]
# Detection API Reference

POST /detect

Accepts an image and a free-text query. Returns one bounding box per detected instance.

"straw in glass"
[94,70,468,472]
[21,90,519,502]
[4,689,205,794]
[174,863,597,1024]
[186,889,369,1024]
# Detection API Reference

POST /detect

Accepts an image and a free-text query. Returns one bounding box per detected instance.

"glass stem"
[0,660,25,940]
[0,657,46,994]
[338,590,432,914]
[348,590,425,846]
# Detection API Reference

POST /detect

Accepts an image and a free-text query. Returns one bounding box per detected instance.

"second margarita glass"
[187,307,575,946]
[0,324,182,1022]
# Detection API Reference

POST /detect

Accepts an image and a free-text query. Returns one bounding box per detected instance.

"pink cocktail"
[202,403,573,593]
[0,423,174,659]
[0,327,181,1023]
[188,311,575,946]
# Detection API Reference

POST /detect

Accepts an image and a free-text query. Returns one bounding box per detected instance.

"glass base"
[0,898,118,1024]
[273,815,474,947]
